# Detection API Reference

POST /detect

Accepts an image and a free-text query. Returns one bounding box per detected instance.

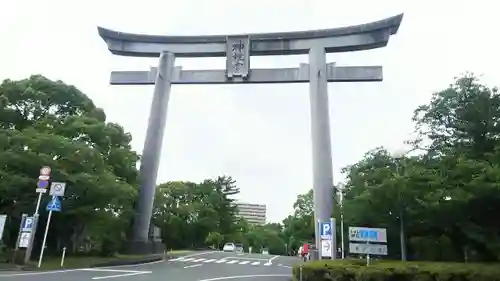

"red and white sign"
[40,166,51,176]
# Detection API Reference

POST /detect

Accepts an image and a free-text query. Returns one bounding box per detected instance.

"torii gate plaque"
[98,13,403,255]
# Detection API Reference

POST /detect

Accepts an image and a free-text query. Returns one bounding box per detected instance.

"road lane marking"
[267,255,279,264]
[92,271,151,280]
[251,261,260,265]
[192,258,206,262]
[278,264,292,269]
[203,259,217,263]
[0,269,80,277]
[263,263,271,266]
[184,264,202,269]
[227,257,267,260]
[238,261,250,265]
[226,260,238,264]
[181,258,195,262]
[215,259,227,263]
[82,268,144,273]
[199,274,290,281]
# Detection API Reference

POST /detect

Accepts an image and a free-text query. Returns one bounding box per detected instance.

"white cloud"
[1,0,498,222]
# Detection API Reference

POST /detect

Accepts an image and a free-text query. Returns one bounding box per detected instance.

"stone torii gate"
[98,13,403,255]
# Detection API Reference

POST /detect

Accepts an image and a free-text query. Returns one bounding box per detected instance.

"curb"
[91,256,164,267]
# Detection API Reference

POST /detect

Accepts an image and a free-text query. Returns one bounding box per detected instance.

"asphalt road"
[0,251,299,281]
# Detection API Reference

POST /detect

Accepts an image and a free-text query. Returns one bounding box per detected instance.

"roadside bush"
[292,259,500,281]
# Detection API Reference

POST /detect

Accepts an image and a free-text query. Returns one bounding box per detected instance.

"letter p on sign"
[321,222,331,236]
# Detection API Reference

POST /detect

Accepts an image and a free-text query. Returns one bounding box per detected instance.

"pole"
[340,190,345,259]
[366,241,370,266]
[309,45,335,256]
[330,217,336,260]
[60,247,66,267]
[396,161,407,261]
[37,210,52,268]
[400,210,407,261]
[132,51,175,246]
[34,193,43,215]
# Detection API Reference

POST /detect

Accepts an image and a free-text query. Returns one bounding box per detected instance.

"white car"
[223,242,236,252]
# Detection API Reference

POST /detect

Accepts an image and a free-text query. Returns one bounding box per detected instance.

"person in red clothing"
[301,243,310,261]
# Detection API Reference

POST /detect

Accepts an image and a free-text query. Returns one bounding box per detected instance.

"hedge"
[292,259,500,281]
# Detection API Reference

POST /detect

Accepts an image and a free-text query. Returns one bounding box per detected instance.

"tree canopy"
[279,74,500,262]
[0,75,288,258]
[2,73,499,262]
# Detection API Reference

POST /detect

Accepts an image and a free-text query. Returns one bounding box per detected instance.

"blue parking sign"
[22,217,34,232]
[320,222,332,236]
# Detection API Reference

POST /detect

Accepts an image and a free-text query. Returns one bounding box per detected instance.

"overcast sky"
[1,0,498,222]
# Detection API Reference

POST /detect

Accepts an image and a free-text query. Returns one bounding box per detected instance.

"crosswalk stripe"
[251,261,260,265]
[264,263,271,266]
[226,260,238,264]
[239,261,250,265]
[203,259,216,263]
[192,258,206,262]
[182,258,194,262]
[215,259,227,263]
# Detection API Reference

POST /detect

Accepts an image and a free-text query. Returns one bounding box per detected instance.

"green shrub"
[292,259,500,281]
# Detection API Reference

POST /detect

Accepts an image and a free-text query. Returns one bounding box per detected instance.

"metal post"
[400,210,407,261]
[34,193,43,215]
[300,265,303,281]
[316,219,322,260]
[396,162,407,261]
[37,210,52,268]
[15,214,26,251]
[132,51,176,244]
[60,247,66,267]
[309,46,335,256]
[366,241,370,266]
[330,217,336,260]
[340,191,345,259]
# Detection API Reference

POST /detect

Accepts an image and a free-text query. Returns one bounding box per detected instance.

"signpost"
[319,218,336,259]
[348,227,387,265]
[38,196,62,268]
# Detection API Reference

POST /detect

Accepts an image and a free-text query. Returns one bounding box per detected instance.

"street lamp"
[336,183,346,259]
[389,147,408,261]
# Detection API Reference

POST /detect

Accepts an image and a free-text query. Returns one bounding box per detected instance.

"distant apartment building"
[234,202,267,225]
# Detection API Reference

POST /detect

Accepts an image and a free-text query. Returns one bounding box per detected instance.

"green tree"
[0,75,140,257]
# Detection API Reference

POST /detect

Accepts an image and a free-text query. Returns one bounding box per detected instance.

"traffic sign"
[36,188,48,193]
[22,217,34,232]
[0,215,6,241]
[320,221,333,239]
[40,166,51,175]
[37,180,49,189]
[49,182,66,197]
[46,197,61,212]
[349,227,387,243]
[19,232,31,248]
[349,243,388,255]
[321,240,333,257]
[320,222,332,235]
[38,175,50,181]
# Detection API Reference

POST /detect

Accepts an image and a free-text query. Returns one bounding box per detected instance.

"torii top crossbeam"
[97,14,403,58]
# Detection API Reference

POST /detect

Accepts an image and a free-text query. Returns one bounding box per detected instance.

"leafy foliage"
[281,73,500,262]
